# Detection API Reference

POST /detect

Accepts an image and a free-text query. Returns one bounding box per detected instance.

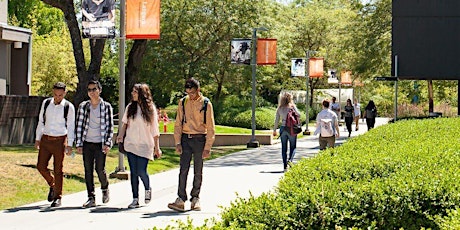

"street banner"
[309,57,324,78]
[81,0,116,38]
[291,58,305,77]
[341,70,352,85]
[256,38,277,65]
[126,0,160,39]
[231,39,252,65]
[328,69,338,83]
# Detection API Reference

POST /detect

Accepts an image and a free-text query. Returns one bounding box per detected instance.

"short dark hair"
[53,82,66,90]
[87,80,102,90]
[185,78,200,89]
[323,99,330,108]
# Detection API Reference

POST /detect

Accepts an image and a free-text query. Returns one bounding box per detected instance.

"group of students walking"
[34,78,215,212]
[273,92,378,172]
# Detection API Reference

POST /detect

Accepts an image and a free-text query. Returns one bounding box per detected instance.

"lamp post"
[247,27,268,148]
[303,50,317,135]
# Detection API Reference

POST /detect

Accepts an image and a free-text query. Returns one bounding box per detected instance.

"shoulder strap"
[181,96,188,125]
[201,97,209,124]
[181,96,210,125]
[64,101,70,124]
[42,98,52,125]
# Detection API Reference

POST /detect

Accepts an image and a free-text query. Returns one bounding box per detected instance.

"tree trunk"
[428,79,434,113]
[126,39,148,103]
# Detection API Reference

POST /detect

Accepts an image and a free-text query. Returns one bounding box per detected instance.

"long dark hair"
[127,83,154,123]
[365,100,376,110]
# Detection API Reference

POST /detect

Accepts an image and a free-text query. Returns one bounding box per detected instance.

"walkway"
[0,118,389,230]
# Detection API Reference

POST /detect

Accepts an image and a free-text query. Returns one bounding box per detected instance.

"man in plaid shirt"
[75,80,114,208]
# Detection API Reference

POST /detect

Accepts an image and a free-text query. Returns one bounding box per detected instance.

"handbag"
[292,125,302,134]
[118,142,126,154]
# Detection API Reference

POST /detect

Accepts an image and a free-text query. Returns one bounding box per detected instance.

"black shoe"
[50,199,61,207]
[82,198,96,208]
[47,187,54,202]
[102,189,110,204]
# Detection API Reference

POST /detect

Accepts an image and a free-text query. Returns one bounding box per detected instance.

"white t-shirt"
[314,109,338,136]
[353,103,361,117]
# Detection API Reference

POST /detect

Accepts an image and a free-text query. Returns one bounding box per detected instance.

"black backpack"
[181,96,210,125]
[43,98,70,126]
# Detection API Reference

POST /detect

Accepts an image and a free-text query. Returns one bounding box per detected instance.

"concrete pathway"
[0,118,389,230]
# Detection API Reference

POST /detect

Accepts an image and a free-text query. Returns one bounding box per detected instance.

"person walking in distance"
[330,96,341,120]
[363,100,377,130]
[273,92,301,172]
[314,99,340,150]
[353,99,361,131]
[117,83,162,209]
[168,78,216,212]
[35,82,76,208]
[344,99,354,137]
[75,80,114,208]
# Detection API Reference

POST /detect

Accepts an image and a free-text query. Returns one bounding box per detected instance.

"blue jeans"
[126,152,150,199]
[280,127,297,169]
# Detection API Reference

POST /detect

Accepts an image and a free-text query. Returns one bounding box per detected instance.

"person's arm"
[203,102,216,159]
[273,108,280,136]
[174,100,184,154]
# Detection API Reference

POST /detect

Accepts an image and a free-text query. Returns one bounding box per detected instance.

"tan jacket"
[174,94,215,150]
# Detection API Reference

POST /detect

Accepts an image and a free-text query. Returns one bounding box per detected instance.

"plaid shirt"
[75,98,114,148]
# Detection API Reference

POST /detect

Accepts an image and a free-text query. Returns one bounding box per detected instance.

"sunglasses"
[185,84,194,89]
[87,87,98,92]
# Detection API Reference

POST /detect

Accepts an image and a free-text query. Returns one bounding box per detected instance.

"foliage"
[216,118,460,229]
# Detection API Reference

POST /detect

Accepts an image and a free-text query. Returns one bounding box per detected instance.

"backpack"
[181,96,210,125]
[320,117,334,137]
[43,98,70,127]
[286,108,302,135]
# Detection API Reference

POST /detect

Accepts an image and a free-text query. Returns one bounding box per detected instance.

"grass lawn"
[0,145,246,210]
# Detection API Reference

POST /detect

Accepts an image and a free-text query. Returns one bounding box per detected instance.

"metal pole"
[303,51,311,135]
[247,28,259,148]
[110,0,128,179]
[394,55,398,121]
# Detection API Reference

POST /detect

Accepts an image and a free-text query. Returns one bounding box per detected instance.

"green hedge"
[215,118,460,229]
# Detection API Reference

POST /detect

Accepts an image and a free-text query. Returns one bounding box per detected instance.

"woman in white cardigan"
[117,83,162,208]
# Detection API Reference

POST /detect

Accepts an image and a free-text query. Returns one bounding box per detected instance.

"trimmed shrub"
[216,118,460,229]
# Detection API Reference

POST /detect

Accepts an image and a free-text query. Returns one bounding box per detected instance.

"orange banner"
[126,0,160,39]
[308,58,324,78]
[256,38,277,65]
[341,70,352,84]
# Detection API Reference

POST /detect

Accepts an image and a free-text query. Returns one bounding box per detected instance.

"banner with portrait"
[81,0,116,39]
[231,39,252,65]
[327,69,338,84]
[291,58,305,77]
[256,38,277,65]
[308,57,324,78]
[126,0,160,39]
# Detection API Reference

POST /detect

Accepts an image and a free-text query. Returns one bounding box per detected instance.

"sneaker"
[82,198,96,208]
[191,197,201,211]
[167,197,185,212]
[128,199,139,209]
[102,189,110,204]
[287,161,294,168]
[50,198,61,207]
[47,187,54,202]
[145,188,151,204]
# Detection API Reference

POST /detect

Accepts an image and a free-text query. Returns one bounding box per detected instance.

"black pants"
[366,118,376,130]
[345,117,353,134]
[178,134,205,202]
[83,142,109,198]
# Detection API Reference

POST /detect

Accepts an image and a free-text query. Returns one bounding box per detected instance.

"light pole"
[247,27,268,148]
[303,50,317,135]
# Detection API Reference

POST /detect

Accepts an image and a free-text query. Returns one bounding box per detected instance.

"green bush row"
[214,118,460,229]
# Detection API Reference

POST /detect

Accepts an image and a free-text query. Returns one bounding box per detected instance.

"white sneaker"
[128,198,139,209]
[191,197,201,211]
[145,189,151,204]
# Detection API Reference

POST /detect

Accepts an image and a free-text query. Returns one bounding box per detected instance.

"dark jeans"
[345,117,353,134]
[37,135,66,199]
[280,127,297,169]
[178,134,205,202]
[366,118,376,130]
[83,142,109,198]
[126,152,150,199]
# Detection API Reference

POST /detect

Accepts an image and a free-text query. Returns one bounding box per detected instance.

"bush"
[216,118,460,229]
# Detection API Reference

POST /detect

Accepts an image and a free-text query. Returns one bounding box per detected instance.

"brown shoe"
[191,197,201,211]
[167,197,185,212]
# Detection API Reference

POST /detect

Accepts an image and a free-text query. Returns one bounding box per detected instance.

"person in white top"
[117,83,161,209]
[353,99,361,131]
[35,82,75,208]
[330,96,341,119]
[314,99,340,150]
